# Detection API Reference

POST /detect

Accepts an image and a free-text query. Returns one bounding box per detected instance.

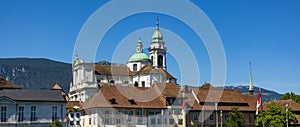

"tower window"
[158,55,163,67]
[142,81,145,87]
[133,64,137,72]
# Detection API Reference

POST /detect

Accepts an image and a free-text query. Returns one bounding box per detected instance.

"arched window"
[134,81,138,87]
[158,55,163,67]
[133,64,137,72]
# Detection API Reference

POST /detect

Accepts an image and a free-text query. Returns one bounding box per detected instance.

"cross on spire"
[156,16,159,29]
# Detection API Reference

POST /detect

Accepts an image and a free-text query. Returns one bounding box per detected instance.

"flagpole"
[260,88,264,127]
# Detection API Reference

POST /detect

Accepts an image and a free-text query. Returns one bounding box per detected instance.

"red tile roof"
[263,99,300,111]
[94,65,135,76]
[0,76,20,89]
[83,85,167,109]
[135,65,175,79]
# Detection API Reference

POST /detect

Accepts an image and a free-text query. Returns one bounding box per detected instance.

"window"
[76,121,80,125]
[70,121,74,125]
[89,118,92,125]
[83,118,85,126]
[70,113,74,118]
[178,119,183,125]
[158,119,162,124]
[225,114,229,120]
[169,119,174,124]
[18,107,24,121]
[151,118,156,124]
[31,106,36,121]
[52,106,57,121]
[93,117,96,125]
[1,107,6,122]
[158,55,163,67]
[151,56,153,62]
[137,117,143,124]
[116,118,122,124]
[133,64,137,72]
[104,110,111,114]
[76,113,80,118]
[136,110,142,116]
[142,81,145,87]
[209,113,214,121]
[193,113,199,121]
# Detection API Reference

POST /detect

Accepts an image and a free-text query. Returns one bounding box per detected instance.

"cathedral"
[69,18,176,102]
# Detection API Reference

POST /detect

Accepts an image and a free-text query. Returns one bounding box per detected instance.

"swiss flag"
[256,89,261,115]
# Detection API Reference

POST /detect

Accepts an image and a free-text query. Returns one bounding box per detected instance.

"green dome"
[152,29,163,39]
[128,52,151,62]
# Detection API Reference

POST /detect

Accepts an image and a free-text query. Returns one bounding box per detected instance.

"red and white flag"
[182,100,186,110]
[256,89,261,115]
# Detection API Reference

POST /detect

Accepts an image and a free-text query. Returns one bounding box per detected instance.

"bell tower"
[149,17,167,70]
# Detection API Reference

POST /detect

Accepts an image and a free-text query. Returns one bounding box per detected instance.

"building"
[187,84,256,127]
[0,78,67,127]
[0,90,66,127]
[69,17,257,127]
[69,17,175,102]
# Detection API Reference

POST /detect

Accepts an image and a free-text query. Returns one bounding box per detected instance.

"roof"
[128,52,151,62]
[154,82,180,98]
[263,99,300,111]
[51,84,63,90]
[94,65,134,76]
[152,28,163,40]
[190,84,256,111]
[0,90,66,102]
[83,85,167,109]
[67,101,82,110]
[135,65,175,79]
[0,76,20,89]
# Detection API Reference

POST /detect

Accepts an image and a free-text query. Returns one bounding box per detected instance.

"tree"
[257,102,298,127]
[49,119,62,127]
[280,92,300,104]
[226,106,245,127]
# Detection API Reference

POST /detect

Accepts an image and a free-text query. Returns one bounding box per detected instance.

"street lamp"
[220,110,222,127]
[215,103,218,127]
[286,104,288,127]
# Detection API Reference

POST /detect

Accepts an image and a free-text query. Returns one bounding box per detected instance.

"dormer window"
[128,99,137,105]
[109,98,117,104]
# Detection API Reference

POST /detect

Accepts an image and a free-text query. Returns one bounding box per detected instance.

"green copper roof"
[128,52,151,62]
[152,29,163,40]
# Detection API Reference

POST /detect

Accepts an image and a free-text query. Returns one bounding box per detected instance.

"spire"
[136,37,143,53]
[249,62,254,94]
[156,16,159,29]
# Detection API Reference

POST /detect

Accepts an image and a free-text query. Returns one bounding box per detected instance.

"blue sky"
[0,0,300,94]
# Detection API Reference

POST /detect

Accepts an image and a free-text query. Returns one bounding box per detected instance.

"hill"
[224,85,284,103]
[0,58,72,92]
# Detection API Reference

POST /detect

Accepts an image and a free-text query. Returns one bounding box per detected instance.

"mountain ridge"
[0,58,286,102]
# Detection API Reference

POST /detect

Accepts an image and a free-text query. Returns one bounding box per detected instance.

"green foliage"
[226,106,245,127]
[49,119,62,127]
[280,92,300,104]
[189,124,198,127]
[257,102,298,127]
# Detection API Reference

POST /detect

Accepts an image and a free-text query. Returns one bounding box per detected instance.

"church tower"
[249,62,254,94]
[149,17,167,70]
[127,37,151,72]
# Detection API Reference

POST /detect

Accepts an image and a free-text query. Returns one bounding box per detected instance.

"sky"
[0,0,300,94]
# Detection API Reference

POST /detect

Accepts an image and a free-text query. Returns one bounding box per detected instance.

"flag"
[256,89,261,115]
[182,99,186,110]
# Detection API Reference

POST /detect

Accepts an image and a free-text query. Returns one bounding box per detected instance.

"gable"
[0,96,16,104]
